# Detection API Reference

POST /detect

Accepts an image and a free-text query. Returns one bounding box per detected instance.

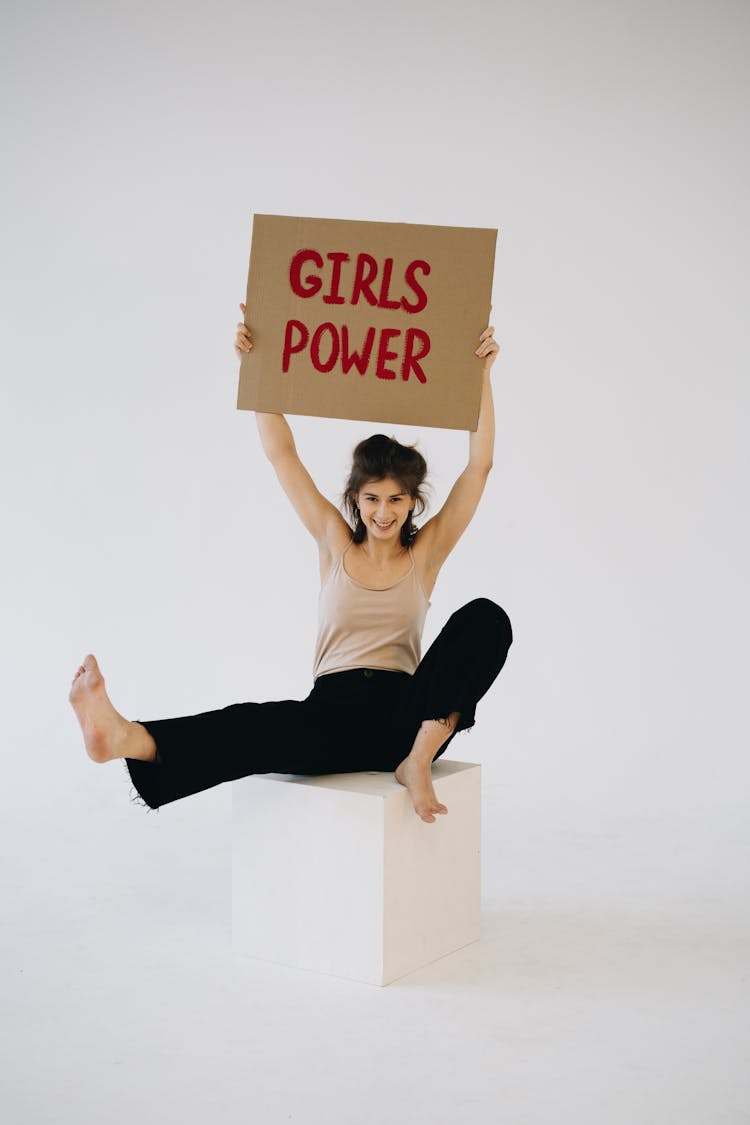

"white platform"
[231,759,481,986]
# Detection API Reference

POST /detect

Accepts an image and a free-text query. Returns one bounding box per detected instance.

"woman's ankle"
[124,721,158,762]
[410,712,461,761]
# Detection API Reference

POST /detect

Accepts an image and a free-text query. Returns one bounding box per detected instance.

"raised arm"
[235,304,349,551]
[255,411,348,549]
[419,318,500,570]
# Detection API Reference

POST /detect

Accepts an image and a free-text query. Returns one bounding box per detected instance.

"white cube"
[232,759,481,986]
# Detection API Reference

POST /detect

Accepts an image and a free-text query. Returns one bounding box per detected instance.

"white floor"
[4,765,748,1125]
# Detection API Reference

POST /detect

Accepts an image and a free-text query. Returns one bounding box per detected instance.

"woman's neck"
[357,536,407,566]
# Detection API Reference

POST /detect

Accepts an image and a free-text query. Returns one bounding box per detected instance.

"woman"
[69,302,512,823]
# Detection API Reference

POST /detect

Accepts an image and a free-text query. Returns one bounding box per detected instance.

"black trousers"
[124,597,513,811]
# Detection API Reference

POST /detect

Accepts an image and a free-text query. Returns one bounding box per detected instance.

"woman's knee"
[452,597,513,645]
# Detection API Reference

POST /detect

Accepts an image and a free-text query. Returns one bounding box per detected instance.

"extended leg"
[69,654,318,810]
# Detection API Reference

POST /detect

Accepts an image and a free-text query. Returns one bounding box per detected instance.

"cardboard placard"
[237,214,497,431]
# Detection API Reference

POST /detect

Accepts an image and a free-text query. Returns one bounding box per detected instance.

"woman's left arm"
[419,319,500,568]
[469,338,497,472]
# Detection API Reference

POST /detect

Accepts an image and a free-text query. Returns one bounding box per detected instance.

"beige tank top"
[313,540,431,679]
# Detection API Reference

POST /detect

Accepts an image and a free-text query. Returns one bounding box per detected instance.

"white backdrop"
[1,1,748,1117]
[1,0,746,841]
[4,0,746,818]
[3,0,747,855]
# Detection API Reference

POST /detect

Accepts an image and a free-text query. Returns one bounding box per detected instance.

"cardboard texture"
[237,214,497,431]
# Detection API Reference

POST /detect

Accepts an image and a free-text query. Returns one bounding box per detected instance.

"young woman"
[69,303,513,824]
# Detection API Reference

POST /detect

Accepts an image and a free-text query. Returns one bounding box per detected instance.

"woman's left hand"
[475,306,500,374]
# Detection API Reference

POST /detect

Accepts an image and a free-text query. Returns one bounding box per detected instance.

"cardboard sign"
[237,214,497,431]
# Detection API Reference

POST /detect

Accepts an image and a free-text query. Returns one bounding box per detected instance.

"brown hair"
[341,434,430,546]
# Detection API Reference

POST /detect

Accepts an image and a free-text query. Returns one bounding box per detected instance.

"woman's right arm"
[235,303,349,550]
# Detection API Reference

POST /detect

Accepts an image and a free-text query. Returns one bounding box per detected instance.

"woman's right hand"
[234,302,253,360]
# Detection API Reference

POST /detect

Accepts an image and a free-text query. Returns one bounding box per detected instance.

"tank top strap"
[323,538,353,588]
[408,543,430,605]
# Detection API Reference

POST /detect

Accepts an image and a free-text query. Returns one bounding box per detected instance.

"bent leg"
[416,597,512,733]
[389,597,513,768]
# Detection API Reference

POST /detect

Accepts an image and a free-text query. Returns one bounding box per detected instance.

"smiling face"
[355,476,415,542]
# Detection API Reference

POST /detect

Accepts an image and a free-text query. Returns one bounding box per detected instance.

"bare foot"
[394,752,448,824]
[68,654,150,763]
